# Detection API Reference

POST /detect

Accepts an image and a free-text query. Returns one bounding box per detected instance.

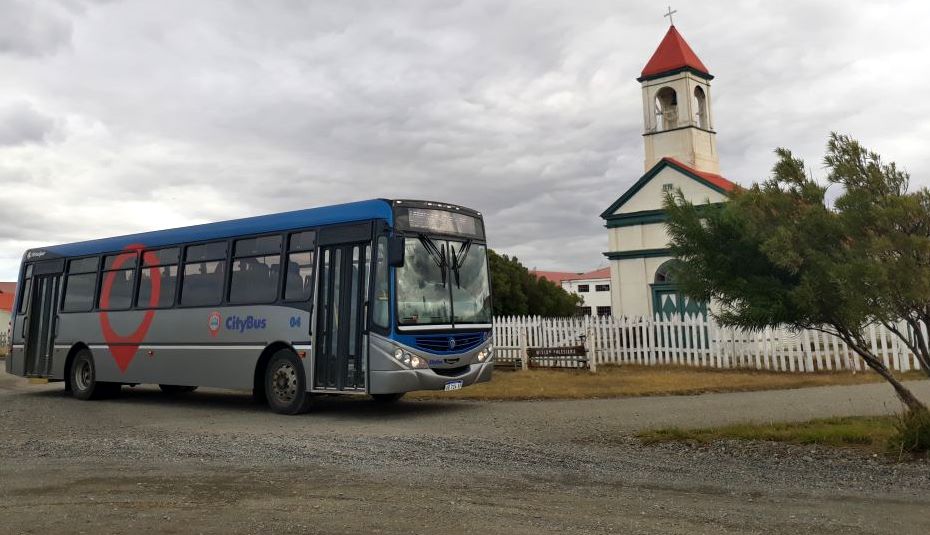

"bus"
[4,199,494,414]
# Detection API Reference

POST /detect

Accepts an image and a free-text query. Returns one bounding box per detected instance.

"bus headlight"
[477,345,493,362]
[391,348,428,369]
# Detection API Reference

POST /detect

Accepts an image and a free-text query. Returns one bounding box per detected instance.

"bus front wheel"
[264,349,312,415]
[70,349,120,401]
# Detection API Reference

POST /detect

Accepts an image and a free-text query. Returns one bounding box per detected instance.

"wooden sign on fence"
[527,346,588,368]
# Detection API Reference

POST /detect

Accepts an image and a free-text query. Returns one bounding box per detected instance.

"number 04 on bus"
[4,199,494,414]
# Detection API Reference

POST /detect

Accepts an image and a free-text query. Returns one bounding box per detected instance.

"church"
[601,23,737,319]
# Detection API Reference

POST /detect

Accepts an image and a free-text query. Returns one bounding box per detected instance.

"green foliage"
[487,249,582,317]
[889,409,930,457]
[663,133,930,411]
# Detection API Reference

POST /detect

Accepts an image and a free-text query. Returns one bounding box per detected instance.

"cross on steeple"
[664,6,677,26]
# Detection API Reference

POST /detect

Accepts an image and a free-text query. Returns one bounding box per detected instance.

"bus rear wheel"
[159,384,198,394]
[264,349,312,415]
[70,349,120,400]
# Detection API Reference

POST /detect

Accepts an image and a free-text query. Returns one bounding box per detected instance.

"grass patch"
[639,413,930,458]
[408,364,926,401]
[889,409,930,456]
[637,416,897,450]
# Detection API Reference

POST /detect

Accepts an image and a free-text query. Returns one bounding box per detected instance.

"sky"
[1,0,929,280]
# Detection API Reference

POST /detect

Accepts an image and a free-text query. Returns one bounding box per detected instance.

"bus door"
[24,260,64,377]
[314,224,372,391]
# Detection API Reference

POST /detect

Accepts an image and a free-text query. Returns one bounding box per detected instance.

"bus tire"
[70,349,120,401]
[371,393,405,403]
[264,349,312,415]
[159,384,198,394]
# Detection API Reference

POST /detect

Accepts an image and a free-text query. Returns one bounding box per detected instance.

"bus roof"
[37,199,394,258]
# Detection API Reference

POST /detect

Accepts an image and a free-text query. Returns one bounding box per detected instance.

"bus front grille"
[414,333,484,353]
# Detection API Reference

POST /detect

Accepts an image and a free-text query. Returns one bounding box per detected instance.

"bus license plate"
[444,381,463,391]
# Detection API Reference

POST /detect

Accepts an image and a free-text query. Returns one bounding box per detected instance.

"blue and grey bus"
[5,199,493,414]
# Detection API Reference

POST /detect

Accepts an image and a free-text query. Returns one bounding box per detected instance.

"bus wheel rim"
[272,362,298,404]
[75,360,91,391]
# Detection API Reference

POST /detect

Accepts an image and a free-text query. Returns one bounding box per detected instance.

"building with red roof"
[531,268,613,316]
[0,282,15,312]
[600,23,734,319]
[1,282,15,351]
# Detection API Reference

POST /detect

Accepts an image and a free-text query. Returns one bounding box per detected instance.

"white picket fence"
[492,315,925,373]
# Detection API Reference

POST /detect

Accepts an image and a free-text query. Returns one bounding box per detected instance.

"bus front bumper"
[369,361,494,394]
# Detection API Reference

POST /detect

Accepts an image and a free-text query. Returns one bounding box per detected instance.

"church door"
[651,284,707,320]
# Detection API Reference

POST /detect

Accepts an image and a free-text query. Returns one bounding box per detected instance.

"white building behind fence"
[532,268,612,316]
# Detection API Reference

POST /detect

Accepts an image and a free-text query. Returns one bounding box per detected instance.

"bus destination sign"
[399,207,483,238]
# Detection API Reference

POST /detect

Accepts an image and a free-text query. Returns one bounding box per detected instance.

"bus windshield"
[395,236,491,327]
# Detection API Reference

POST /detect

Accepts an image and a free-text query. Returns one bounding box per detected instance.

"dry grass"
[636,416,898,453]
[408,365,927,401]
[638,412,930,458]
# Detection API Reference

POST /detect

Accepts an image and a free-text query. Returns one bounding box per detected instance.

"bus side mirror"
[387,237,405,267]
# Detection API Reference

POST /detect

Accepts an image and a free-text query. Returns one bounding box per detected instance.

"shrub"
[888,409,930,457]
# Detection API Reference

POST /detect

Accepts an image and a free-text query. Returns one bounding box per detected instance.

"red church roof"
[639,25,711,81]
[662,157,737,192]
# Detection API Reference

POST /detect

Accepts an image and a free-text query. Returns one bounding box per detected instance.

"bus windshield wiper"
[450,239,472,289]
[417,234,447,287]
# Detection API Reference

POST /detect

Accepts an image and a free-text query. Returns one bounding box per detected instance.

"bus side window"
[372,237,389,329]
[18,264,33,314]
[230,235,282,304]
[62,257,100,312]
[284,231,315,302]
[137,248,179,308]
[180,242,228,307]
[99,251,138,310]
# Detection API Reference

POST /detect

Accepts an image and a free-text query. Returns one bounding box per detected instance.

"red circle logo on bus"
[208,311,222,337]
[99,243,162,373]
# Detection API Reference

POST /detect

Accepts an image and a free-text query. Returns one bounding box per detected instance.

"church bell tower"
[639,24,719,174]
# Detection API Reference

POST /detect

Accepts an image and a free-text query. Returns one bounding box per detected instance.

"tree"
[664,133,929,412]
[487,249,582,317]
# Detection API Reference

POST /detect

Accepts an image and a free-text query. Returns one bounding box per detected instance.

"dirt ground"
[2,369,930,534]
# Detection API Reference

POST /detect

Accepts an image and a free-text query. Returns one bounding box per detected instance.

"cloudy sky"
[1,0,929,280]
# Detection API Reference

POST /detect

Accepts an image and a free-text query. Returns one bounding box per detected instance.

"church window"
[654,260,679,284]
[662,183,674,192]
[693,86,708,129]
[596,306,611,317]
[654,87,678,131]
[595,284,610,292]
[577,284,589,293]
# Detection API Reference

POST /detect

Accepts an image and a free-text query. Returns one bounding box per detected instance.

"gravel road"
[1,369,929,534]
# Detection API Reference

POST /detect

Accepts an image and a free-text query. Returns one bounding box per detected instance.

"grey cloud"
[0,102,57,145]
[0,0,928,280]
[0,1,72,57]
